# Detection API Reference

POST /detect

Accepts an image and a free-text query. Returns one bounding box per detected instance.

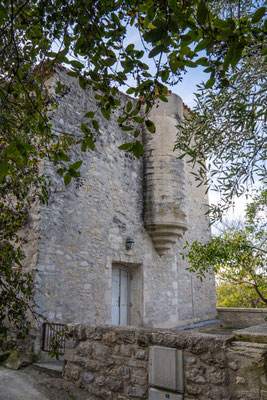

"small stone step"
[33,362,63,377]
[234,323,267,344]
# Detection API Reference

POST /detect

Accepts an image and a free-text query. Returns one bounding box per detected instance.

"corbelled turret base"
[146,223,188,255]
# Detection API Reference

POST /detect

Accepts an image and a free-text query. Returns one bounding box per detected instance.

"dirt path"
[0,366,49,400]
[0,365,97,400]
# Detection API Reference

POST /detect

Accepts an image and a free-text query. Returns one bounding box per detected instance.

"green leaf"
[195,38,212,52]
[84,111,95,118]
[4,142,18,156]
[143,28,165,43]
[205,77,215,89]
[69,169,80,178]
[81,122,91,134]
[101,107,111,120]
[19,142,35,154]
[127,101,132,113]
[104,55,116,67]
[145,120,156,133]
[85,136,95,150]
[121,125,133,131]
[197,1,208,25]
[149,45,164,58]
[126,88,135,95]
[0,159,8,182]
[231,44,244,69]
[56,168,65,176]
[252,7,266,23]
[70,160,82,170]
[79,76,87,90]
[70,60,84,69]
[157,94,168,102]
[133,117,144,123]
[92,120,99,131]
[67,71,79,78]
[132,141,144,159]
[196,57,209,66]
[119,143,133,150]
[64,173,71,185]
[223,45,234,70]
[180,34,192,43]
[161,69,169,82]
[125,44,134,52]
[184,60,197,68]
[0,3,8,20]
[58,151,70,162]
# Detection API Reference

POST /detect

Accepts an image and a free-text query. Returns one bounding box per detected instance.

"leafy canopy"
[216,281,266,308]
[175,42,266,221]
[183,188,267,307]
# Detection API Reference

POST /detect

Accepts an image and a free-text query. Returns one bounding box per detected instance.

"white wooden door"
[111,267,129,325]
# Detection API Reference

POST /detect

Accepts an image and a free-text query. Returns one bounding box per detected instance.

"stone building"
[23,68,217,339]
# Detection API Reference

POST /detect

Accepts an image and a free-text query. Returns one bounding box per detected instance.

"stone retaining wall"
[63,324,267,400]
[218,308,267,329]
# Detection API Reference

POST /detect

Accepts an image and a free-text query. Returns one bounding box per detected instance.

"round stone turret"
[143,93,188,255]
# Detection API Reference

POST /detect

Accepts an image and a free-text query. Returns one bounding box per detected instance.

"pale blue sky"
[123,26,208,109]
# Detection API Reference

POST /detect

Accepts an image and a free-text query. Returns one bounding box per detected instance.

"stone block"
[105,377,123,393]
[228,360,238,371]
[92,343,110,358]
[136,350,147,360]
[186,366,206,384]
[208,369,228,385]
[185,384,203,395]
[95,375,105,386]
[235,376,246,384]
[84,359,101,372]
[117,331,136,344]
[64,348,75,361]
[103,331,117,343]
[82,372,94,383]
[205,388,229,400]
[77,341,92,356]
[185,356,197,365]
[128,385,147,398]
[136,334,149,347]
[118,366,130,379]
[119,344,132,357]
[131,373,147,386]
[65,363,80,381]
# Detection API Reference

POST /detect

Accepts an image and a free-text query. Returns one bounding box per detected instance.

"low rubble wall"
[63,324,267,400]
[217,308,267,329]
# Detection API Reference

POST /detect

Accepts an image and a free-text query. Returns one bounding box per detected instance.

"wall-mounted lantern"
[126,237,135,251]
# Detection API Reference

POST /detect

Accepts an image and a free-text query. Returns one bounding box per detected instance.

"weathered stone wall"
[29,67,216,336]
[218,308,267,329]
[63,323,267,400]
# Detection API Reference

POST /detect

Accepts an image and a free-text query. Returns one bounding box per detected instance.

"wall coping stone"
[67,323,234,351]
[217,307,267,313]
